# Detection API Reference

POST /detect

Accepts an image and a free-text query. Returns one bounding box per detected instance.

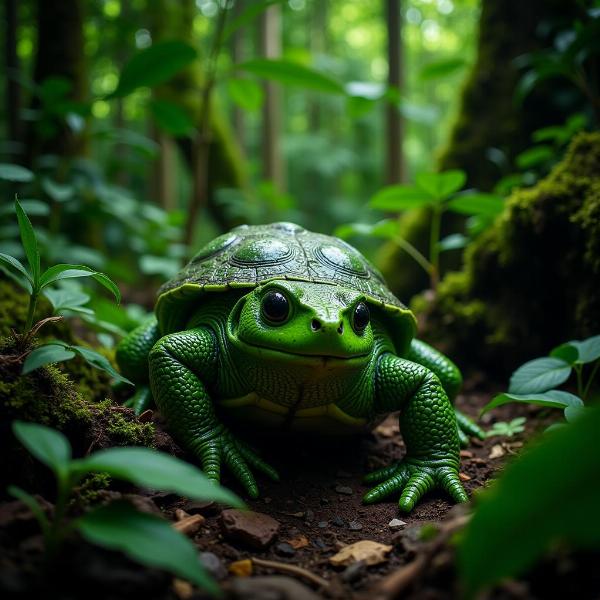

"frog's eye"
[352,302,370,333]
[261,290,290,324]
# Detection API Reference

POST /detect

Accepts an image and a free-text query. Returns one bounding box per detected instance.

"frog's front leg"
[407,339,485,446]
[363,353,467,512]
[149,328,279,498]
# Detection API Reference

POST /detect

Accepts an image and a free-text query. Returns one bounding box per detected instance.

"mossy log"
[412,132,600,375]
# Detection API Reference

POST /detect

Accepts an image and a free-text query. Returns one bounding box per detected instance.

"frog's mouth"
[233,336,370,365]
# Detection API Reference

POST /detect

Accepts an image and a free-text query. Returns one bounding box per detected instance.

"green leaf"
[508,357,572,394]
[223,0,285,41]
[515,145,554,169]
[74,447,243,508]
[72,346,133,386]
[447,193,504,217]
[370,185,432,211]
[415,170,466,201]
[570,335,600,364]
[41,178,74,202]
[419,58,466,81]
[550,342,579,365]
[459,405,600,597]
[226,78,264,112]
[12,420,71,476]
[334,220,398,240]
[77,502,218,594]
[564,404,586,423]
[39,264,120,303]
[43,288,92,315]
[110,41,197,98]
[0,163,34,182]
[236,59,344,94]
[15,198,40,286]
[0,252,33,293]
[482,390,583,415]
[149,99,194,136]
[22,344,76,374]
[0,199,50,217]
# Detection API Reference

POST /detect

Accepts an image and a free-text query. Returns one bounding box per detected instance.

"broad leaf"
[22,344,76,374]
[75,447,243,508]
[0,252,33,293]
[415,170,466,201]
[15,199,40,285]
[41,178,74,202]
[459,406,600,597]
[12,420,71,476]
[43,288,92,314]
[550,342,579,365]
[226,78,264,112]
[0,163,34,182]
[515,145,554,169]
[39,264,120,303]
[73,346,133,386]
[482,390,583,415]
[110,41,197,98]
[370,185,432,211]
[236,59,344,94]
[447,193,504,217]
[564,404,587,423]
[77,502,218,594]
[419,58,466,81]
[149,99,194,136]
[508,357,572,394]
[570,335,600,364]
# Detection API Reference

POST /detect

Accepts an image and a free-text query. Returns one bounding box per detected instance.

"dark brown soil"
[1,376,598,600]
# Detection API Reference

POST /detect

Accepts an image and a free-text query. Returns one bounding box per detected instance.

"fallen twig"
[252,557,330,590]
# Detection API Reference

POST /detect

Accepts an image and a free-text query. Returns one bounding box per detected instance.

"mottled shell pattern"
[156,222,416,352]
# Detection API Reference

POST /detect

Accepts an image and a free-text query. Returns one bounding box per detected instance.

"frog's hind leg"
[116,317,160,415]
[407,339,485,444]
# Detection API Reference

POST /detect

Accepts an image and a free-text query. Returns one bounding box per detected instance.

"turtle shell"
[156,222,416,353]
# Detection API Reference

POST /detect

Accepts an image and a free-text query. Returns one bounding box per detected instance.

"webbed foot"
[362,460,467,512]
[192,425,279,498]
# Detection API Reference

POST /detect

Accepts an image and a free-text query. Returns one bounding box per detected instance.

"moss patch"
[414,132,600,374]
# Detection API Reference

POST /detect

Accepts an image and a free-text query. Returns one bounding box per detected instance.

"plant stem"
[582,359,600,402]
[393,235,433,277]
[25,291,38,332]
[46,472,71,557]
[429,205,443,290]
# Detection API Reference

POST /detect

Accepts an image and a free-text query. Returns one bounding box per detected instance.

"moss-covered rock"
[414,132,600,374]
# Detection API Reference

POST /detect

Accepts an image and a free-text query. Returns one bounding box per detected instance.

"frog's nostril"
[337,322,344,335]
[311,319,321,332]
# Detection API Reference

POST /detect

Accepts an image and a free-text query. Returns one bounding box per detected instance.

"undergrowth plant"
[481,334,600,429]
[336,169,504,290]
[0,198,130,384]
[10,420,243,594]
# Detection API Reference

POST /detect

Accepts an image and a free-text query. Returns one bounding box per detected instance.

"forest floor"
[1,374,598,600]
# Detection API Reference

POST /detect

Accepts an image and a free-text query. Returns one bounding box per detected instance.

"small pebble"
[332,515,346,527]
[312,537,327,550]
[199,552,227,580]
[335,485,353,495]
[317,521,328,529]
[348,521,363,531]
[388,518,407,530]
[274,542,296,557]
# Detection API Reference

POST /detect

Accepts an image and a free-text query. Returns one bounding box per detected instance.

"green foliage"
[339,169,504,290]
[459,405,600,598]
[482,335,600,426]
[10,420,243,592]
[0,164,35,183]
[149,99,194,136]
[484,417,526,438]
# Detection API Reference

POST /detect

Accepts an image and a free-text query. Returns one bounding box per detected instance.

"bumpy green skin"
[117,224,484,512]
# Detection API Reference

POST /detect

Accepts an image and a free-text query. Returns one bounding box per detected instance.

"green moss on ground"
[414,132,600,374]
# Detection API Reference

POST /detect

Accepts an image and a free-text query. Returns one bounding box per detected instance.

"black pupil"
[262,291,289,322]
[354,302,370,331]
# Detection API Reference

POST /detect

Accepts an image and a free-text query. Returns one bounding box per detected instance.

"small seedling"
[0,198,129,383]
[481,334,600,428]
[485,417,526,438]
[10,420,243,593]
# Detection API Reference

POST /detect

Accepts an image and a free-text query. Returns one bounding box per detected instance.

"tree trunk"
[4,0,21,160]
[259,4,285,191]
[27,0,87,164]
[385,0,405,184]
